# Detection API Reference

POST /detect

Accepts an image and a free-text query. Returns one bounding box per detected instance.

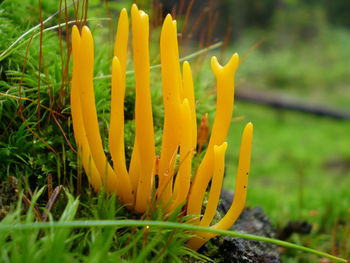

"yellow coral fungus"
[71,4,253,250]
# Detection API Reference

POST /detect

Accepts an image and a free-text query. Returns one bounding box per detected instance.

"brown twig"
[37,0,44,130]
[47,173,53,199]
[236,87,350,120]
[20,193,42,221]
[42,185,64,221]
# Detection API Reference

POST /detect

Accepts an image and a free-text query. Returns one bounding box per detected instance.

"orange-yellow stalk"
[72,26,116,189]
[187,123,253,250]
[113,8,129,73]
[199,142,227,227]
[109,56,134,205]
[187,54,239,220]
[110,11,128,171]
[112,9,141,195]
[71,26,101,191]
[170,99,193,211]
[182,61,197,149]
[129,141,141,193]
[130,4,155,213]
[108,8,134,205]
[72,25,133,205]
[157,14,182,204]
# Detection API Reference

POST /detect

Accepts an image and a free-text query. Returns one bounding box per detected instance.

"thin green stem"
[0,2,73,60]
[0,220,347,262]
[94,41,223,80]
[2,41,222,92]
[0,18,112,62]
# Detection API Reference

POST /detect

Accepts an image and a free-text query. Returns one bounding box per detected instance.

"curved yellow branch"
[170,99,193,211]
[109,8,134,205]
[187,122,253,250]
[158,14,183,204]
[114,8,129,72]
[75,26,134,204]
[130,4,155,213]
[199,142,227,227]
[109,56,134,205]
[71,25,101,191]
[182,61,197,150]
[187,54,239,220]
[110,9,129,170]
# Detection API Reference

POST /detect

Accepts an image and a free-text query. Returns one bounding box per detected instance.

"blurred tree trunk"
[231,0,246,41]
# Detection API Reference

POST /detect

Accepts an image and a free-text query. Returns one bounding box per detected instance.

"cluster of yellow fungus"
[71,4,253,250]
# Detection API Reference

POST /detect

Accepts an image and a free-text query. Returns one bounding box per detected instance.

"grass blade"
[0,220,347,262]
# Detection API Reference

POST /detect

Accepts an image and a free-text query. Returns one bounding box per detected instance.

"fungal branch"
[187,123,253,250]
[130,5,155,213]
[187,54,239,221]
[70,4,253,250]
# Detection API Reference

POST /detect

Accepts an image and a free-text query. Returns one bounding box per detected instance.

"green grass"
[0,188,346,262]
[0,189,208,263]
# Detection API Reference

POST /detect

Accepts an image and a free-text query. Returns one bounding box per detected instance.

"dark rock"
[277,221,312,241]
[201,190,281,263]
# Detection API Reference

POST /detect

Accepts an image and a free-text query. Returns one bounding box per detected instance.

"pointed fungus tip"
[81,25,91,35]
[131,4,139,16]
[227,53,239,70]
[164,14,173,25]
[131,3,138,10]
[210,55,217,64]
[245,122,253,132]
[139,10,148,20]
[211,56,222,74]
[120,8,128,18]
[165,14,173,20]
[161,14,174,35]
[183,61,192,75]
[81,26,94,45]
[231,52,240,62]
[211,53,240,75]
[72,25,80,38]
[214,142,228,152]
